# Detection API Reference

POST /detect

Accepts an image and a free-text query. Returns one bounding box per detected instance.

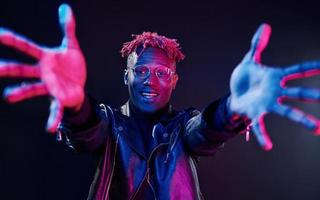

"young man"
[60,32,246,199]
[1,4,320,200]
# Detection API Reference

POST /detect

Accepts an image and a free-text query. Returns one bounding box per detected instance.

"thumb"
[58,4,78,48]
[245,23,272,63]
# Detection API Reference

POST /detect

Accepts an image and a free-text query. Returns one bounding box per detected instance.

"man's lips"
[140,91,159,98]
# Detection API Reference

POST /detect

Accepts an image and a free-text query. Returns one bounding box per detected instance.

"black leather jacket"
[60,95,245,200]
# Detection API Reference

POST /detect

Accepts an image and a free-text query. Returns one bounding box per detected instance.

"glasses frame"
[127,65,176,81]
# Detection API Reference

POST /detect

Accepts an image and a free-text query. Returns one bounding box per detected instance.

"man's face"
[125,47,178,113]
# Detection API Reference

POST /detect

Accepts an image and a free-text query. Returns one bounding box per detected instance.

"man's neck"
[129,101,170,123]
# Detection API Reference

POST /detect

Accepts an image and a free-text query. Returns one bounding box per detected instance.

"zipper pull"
[164,153,170,163]
[245,123,252,142]
[56,122,62,142]
[152,124,157,139]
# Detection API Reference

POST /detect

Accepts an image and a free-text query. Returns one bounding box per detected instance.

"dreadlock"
[120,32,185,63]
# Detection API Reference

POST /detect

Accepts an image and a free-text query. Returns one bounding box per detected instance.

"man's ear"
[172,74,179,89]
[123,69,129,85]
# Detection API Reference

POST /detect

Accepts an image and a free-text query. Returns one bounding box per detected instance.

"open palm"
[0,4,86,133]
[230,24,320,150]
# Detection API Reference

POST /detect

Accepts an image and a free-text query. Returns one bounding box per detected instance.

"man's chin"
[136,102,165,113]
[130,97,167,113]
[139,105,161,113]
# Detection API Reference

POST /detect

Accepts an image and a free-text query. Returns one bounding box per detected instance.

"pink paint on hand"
[281,69,320,87]
[259,114,273,151]
[253,24,272,63]
[0,30,42,59]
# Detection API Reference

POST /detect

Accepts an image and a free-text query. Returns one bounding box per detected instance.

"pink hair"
[120,32,185,63]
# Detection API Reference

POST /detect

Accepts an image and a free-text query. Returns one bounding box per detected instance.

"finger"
[281,87,320,102]
[3,82,48,103]
[245,24,272,63]
[251,114,273,151]
[0,61,40,78]
[281,61,320,84]
[272,104,319,132]
[46,98,64,133]
[0,28,43,59]
[315,124,320,135]
[58,4,78,48]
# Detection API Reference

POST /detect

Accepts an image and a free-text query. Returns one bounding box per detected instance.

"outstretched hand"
[0,4,86,133]
[230,24,320,150]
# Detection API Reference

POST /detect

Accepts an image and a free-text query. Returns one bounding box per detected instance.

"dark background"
[1,0,320,199]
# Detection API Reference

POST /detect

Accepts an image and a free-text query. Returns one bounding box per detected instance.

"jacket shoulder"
[184,107,201,118]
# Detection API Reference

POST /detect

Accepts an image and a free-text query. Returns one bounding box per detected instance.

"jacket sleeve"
[58,95,112,154]
[183,93,248,156]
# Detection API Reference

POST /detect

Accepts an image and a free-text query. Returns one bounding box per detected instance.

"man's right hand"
[0,4,86,133]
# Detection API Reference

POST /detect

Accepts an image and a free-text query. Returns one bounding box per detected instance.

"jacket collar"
[117,101,183,159]
[119,101,178,124]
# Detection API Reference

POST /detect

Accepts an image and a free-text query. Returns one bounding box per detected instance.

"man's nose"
[143,71,158,86]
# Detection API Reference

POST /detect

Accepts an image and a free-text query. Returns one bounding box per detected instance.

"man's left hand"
[229,24,320,150]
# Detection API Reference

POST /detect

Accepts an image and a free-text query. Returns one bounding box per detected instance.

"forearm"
[59,95,111,153]
[184,94,248,156]
[63,95,99,131]
[202,93,248,141]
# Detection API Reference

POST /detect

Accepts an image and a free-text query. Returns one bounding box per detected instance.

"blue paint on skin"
[59,4,69,24]
[0,28,6,35]
[126,47,178,113]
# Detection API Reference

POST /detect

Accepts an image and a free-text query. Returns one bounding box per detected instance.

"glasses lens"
[156,67,171,80]
[134,66,149,78]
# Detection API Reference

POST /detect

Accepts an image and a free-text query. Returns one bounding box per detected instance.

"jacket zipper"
[147,166,157,200]
[165,125,181,163]
[99,104,120,200]
[104,133,119,200]
[129,143,167,200]
[130,122,182,199]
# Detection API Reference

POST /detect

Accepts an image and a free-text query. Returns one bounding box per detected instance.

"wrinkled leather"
[62,96,242,200]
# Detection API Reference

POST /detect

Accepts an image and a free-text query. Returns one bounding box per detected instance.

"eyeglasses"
[127,65,176,80]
